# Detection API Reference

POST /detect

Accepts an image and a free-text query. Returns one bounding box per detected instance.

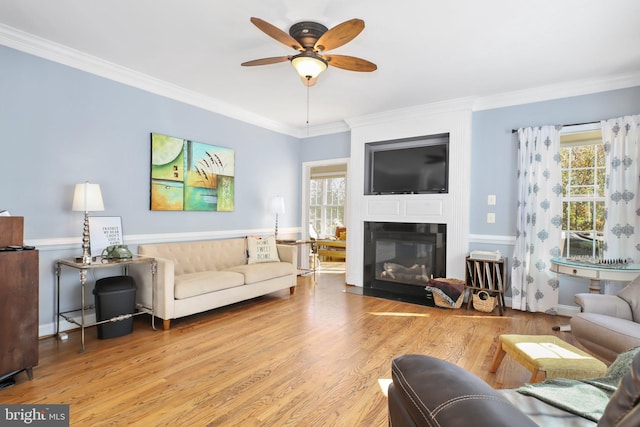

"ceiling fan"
[241,17,377,86]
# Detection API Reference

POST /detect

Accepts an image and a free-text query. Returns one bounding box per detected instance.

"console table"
[550,257,640,293]
[55,256,157,353]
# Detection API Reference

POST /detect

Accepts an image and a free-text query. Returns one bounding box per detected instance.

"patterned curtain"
[512,126,563,313]
[602,115,640,261]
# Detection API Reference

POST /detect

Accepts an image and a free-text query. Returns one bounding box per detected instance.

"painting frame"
[150,133,235,212]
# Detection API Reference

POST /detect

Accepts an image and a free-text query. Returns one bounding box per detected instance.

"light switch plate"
[487,195,496,205]
[487,213,496,223]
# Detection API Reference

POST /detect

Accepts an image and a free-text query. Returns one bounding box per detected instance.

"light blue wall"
[1,45,303,334]
[1,45,301,240]
[470,87,640,306]
[300,131,350,161]
[470,87,640,238]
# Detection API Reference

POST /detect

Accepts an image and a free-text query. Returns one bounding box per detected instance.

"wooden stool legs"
[489,340,553,383]
[490,344,506,373]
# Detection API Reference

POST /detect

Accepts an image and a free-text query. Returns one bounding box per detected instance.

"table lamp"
[271,196,285,240]
[72,181,104,264]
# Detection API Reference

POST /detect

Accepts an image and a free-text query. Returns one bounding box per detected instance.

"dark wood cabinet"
[0,250,39,380]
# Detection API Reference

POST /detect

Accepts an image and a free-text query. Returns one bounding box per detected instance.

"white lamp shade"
[72,182,105,212]
[271,196,285,215]
[291,55,327,79]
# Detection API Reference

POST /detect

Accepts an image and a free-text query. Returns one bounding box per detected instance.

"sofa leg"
[163,319,171,330]
[290,286,296,295]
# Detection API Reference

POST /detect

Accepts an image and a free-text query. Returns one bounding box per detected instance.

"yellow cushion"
[500,334,607,379]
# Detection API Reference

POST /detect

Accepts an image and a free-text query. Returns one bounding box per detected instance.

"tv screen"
[365,135,449,195]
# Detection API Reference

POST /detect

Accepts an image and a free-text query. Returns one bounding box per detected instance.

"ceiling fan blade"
[241,56,291,67]
[314,18,365,52]
[250,17,303,51]
[324,54,377,72]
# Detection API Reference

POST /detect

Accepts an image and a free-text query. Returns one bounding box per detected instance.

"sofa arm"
[277,244,298,273]
[574,293,633,320]
[128,256,175,322]
[390,354,536,427]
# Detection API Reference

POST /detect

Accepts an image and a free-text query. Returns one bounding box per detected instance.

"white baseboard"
[503,296,580,318]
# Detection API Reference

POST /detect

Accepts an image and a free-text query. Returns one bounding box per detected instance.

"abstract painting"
[151,133,235,211]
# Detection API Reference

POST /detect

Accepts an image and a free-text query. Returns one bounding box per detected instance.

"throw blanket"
[425,278,465,307]
[517,346,640,422]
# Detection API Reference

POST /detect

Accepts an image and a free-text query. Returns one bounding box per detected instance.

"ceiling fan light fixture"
[291,54,327,80]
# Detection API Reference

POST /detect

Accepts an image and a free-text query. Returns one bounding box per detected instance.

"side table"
[277,240,317,283]
[55,255,157,353]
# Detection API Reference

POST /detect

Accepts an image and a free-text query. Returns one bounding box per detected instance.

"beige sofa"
[129,238,297,330]
[571,275,640,364]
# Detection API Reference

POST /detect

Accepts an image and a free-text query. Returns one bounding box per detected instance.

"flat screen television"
[365,134,449,195]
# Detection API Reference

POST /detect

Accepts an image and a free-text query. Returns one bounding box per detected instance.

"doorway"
[302,158,349,273]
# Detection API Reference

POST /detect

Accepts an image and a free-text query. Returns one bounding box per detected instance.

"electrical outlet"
[487,213,496,223]
[487,195,496,205]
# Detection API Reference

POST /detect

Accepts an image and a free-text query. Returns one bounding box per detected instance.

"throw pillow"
[247,235,280,264]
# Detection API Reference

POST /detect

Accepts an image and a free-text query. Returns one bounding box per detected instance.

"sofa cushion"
[138,238,248,274]
[227,262,293,285]
[174,270,245,299]
[247,235,280,264]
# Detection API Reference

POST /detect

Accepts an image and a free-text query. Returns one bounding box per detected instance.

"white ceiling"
[1,0,639,137]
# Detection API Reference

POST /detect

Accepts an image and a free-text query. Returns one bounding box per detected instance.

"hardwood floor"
[2,272,580,426]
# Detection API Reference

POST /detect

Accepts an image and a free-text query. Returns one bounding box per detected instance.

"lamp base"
[75,256,97,264]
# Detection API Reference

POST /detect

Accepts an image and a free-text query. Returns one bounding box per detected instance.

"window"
[560,128,604,258]
[309,176,346,238]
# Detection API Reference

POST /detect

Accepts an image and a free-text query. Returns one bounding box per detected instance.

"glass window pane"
[569,146,595,169]
[568,185,594,197]
[560,149,569,168]
[596,168,606,197]
[309,177,345,239]
[596,201,605,232]
[568,201,593,231]
[562,170,569,196]
[595,144,605,167]
[570,169,594,186]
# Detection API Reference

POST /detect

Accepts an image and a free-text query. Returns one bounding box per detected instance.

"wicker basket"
[429,278,465,309]
[433,291,464,309]
[473,290,497,313]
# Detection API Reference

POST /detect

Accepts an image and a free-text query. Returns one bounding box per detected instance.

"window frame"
[559,125,604,259]
[309,175,346,239]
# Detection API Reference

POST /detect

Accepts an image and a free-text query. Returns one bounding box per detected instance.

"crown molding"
[296,120,351,138]
[345,97,476,129]
[0,23,303,138]
[3,23,639,139]
[473,73,640,112]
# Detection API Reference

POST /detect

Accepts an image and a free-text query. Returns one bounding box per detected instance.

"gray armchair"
[571,276,640,364]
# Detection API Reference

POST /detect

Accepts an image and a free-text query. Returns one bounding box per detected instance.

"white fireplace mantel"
[345,104,472,286]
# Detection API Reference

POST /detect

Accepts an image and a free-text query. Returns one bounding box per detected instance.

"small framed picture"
[88,216,124,257]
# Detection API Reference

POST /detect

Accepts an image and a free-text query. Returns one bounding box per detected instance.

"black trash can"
[93,275,137,339]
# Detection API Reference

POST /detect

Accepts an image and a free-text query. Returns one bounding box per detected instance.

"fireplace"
[363,222,446,306]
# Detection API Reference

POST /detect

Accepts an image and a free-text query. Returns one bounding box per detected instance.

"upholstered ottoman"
[490,334,607,383]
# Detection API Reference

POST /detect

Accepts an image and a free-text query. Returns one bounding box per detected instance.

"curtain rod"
[511,120,600,134]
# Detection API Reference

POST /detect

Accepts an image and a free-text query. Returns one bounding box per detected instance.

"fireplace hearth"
[363,222,446,306]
